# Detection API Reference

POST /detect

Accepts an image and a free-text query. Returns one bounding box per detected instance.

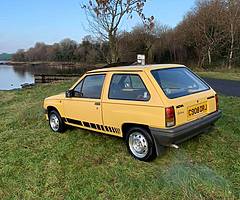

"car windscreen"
[151,67,209,99]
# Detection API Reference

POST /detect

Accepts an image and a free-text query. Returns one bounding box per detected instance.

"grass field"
[0,81,239,199]
[197,71,240,81]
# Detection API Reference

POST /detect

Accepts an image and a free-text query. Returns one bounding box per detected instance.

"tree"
[59,39,78,61]
[26,42,48,61]
[225,0,240,69]
[82,0,154,63]
[177,0,228,67]
[12,49,25,61]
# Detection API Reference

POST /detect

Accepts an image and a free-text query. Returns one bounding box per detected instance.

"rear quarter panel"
[101,71,166,137]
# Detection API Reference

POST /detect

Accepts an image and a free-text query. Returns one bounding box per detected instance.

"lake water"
[0,62,88,90]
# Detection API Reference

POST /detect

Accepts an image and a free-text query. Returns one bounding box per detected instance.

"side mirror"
[65,90,73,98]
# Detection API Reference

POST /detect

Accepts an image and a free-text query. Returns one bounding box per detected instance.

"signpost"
[137,54,145,65]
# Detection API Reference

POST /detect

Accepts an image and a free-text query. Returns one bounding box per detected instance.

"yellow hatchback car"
[43,64,221,161]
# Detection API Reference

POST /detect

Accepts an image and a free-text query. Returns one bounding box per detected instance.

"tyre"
[126,127,157,162]
[48,110,65,133]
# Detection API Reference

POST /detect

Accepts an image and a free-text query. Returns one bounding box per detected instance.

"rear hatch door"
[173,90,217,126]
[150,67,217,126]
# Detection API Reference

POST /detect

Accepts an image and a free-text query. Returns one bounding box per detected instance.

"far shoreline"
[0,61,105,68]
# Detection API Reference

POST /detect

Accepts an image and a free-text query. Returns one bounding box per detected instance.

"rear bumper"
[150,110,222,155]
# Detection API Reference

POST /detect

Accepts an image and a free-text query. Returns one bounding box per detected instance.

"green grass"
[0,82,239,199]
[197,71,240,81]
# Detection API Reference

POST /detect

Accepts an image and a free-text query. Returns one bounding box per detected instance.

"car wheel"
[126,127,157,162]
[49,110,65,133]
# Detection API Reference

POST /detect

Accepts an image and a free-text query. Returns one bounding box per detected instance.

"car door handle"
[94,102,101,106]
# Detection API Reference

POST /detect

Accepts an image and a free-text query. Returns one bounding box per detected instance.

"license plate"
[188,102,207,117]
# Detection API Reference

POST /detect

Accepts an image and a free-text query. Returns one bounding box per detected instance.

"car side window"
[109,74,150,101]
[73,74,105,99]
[82,75,105,99]
[73,80,83,97]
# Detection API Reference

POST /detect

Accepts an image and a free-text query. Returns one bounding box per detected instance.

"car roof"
[87,64,185,74]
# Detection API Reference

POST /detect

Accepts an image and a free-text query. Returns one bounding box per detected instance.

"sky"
[0,0,195,54]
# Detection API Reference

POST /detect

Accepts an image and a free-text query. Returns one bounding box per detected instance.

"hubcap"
[50,114,60,131]
[129,132,148,158]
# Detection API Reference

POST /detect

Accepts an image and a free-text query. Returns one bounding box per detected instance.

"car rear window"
[151,67,209,99]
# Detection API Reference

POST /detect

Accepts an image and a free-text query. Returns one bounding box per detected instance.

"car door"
[63,74,106,128]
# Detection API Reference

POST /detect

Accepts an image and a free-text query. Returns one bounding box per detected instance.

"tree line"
[12,36,107,64]
[12,0,240,69]
[0,53,12,61]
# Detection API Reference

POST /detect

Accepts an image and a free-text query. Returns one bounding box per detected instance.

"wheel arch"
[121,123,150,139]
[47,106,61,116]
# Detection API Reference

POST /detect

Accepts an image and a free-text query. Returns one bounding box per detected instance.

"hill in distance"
[0,53,12,61]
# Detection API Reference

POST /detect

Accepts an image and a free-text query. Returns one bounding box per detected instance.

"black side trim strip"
[105,126,109,132]
[83,121,90,128]
[101,125,105,131]
[90,123,96,129]
[65,118,120,134]
[67,118,82,126]
[96,124,101,130]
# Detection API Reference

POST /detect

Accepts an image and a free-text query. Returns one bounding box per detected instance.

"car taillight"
[215,94,219,111]
[165,106,175,127]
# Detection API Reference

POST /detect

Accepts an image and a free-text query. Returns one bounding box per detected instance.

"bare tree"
[225,0,240,69]
[82,0,154,63]
[179,0,228,68]
[12,49,25,62]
